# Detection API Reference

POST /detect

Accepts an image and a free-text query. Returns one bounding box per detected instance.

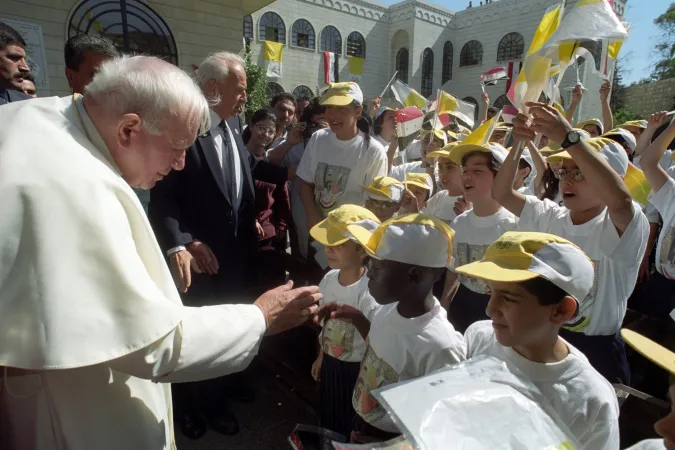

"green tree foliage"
[243,44,267,123]
[651,3,675,81]
[613,107,640,126]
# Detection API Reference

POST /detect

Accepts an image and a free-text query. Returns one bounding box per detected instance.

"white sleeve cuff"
[167,246,186,256]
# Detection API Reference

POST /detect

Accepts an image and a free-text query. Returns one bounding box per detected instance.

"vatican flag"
[437,92,476,129]
[624,163,651,206]
[348,56,365,83]
[390,79,428,109]
[264,41,283,78]
[461,113,502,146]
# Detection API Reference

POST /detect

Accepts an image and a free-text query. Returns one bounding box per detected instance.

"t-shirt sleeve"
[517,196,559,232]
[389,163,407,182]
[364,142,388,186]
[296,133,319,183]
[599,201,649,266]
[357,291,381,322]
[464,321,492,359]
[650,177,675,225]
[644,201,661,224]
[318,270,337,307]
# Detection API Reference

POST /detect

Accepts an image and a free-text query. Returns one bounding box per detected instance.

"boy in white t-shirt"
[361,176,404,223]
[317,214,466,443]
[389,130,445,182]
[425,142,467,224]
[493,102,649,384]
[440,142,519,332]
[309,205,381,437]
[634,115,675,319]
[456,232,620,449]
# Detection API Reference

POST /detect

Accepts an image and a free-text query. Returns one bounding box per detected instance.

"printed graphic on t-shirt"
[353,344,399,426]
[314,163,351,213]
[564,260,599,333]
[322,318,356,360]
[455,243,491,294]
[659,226,675,279]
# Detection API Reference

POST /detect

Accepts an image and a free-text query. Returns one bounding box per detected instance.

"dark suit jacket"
[149,115,287,300]
[0,88,32,105]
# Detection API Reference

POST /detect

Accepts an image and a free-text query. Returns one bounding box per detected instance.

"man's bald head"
[83,55,210,189]
[196,51,248,119]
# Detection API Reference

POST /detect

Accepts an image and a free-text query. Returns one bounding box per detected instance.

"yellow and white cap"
[620,119,648,130]
[346,214,455,268]
[448,142,510,166]
[621,329,675,375]
[494,122,512,133]
[603,128,637,154]
[455,231,594,303]
[320,82,364,106]
[419,129,448,146]
[374,106,395,121]
[360,176,404,203]
[309,204,380,247]
[575,118,604,135]
[547,137,629,177]
[427,142,460,160]
[405,172,433,192]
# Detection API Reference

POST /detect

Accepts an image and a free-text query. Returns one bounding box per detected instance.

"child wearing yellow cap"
[317,214,466,443]
[456,231,619,449]
[360,176,404,222]
[439,142,519,333]
[622,328,675,450]
[389,130,445,184]
[404,172,433,209]
[424,143,467,224]
[309,204,382,438]
[495,103,650,385]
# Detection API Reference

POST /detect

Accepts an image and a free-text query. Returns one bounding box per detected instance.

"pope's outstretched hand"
[254,281,322,335]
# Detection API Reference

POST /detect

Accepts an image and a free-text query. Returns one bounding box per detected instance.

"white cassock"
[0,95,267,449]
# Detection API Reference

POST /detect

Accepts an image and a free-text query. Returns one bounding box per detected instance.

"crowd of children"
[277,80,675,449]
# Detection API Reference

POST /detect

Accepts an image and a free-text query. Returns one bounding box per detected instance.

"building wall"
[624,78,675,119]
[0,0,247,97]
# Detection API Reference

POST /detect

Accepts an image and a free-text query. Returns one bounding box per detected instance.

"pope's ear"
[116,114,143,147]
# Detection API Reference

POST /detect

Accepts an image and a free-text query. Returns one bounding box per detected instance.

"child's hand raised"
[314,302,364,324]
[398,188,420,215]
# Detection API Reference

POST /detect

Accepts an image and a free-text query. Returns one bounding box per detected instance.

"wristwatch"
[561,130,581,149]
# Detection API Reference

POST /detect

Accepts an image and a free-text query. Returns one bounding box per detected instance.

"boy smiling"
[457,231,620,449]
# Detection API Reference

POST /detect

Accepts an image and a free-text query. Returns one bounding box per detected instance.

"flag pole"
[380,71,399,99]
[430,89,441,144]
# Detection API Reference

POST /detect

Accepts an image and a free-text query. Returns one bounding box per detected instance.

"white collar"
[73,94,121,175]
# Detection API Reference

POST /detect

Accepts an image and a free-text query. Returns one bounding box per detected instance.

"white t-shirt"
[450,208,519,294]
[518,196,649,335]
[277,141,310,258]
[626,440,667,450]
[318,269,381,363]
[649,177,675,278]
[422,190,461,223]
[465,321,620,450]
[634,150,674,172]
[389,161,425,182]
[297,129,387,216]
[352,296,466,433]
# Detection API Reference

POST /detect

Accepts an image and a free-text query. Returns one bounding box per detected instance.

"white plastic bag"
[332,436,413,450]
[373,356,579,450]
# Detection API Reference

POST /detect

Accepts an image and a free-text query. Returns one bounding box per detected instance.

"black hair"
[296,95,311,104]
[519,277,569,306]
[487,106,499,115]
[351,100,371,147]
[651,123,675,150]
[518,158,532,171]
[461,151,501,176]
[540,166,560,202]
[0,22,26,49]
[270,92,296,108]
[242,108,277,145]
[373,109,387,136]
[64,35,120,71]
[299,97,325,123]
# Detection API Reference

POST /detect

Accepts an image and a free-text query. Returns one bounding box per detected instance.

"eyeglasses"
[366,199,399,210]
[255,123,276,136]
[553,168,585,182]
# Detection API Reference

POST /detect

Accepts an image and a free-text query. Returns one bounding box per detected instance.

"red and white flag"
[323,52,339,85]
[396,107,425,151]
[480,66,508,86]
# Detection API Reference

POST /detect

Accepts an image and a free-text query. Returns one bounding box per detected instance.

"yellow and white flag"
[437,92,476,129]
[390,79,428,109]
[264,41,284,78]
[348,56,365,83]
[461,113,502,146]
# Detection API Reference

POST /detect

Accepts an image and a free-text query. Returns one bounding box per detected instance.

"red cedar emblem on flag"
[396,107,425,152]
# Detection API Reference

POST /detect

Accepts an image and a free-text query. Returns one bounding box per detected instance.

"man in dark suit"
[0,22,32,105]
[148,51,287,439]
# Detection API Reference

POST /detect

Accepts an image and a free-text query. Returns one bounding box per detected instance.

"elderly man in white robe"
[0,55,322,450]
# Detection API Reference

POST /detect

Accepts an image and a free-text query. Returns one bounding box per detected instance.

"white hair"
[195,51,245,102]
[84,55,211,138]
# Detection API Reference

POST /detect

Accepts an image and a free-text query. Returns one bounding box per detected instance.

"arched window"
[493,94,512,110]
[259,12,285,44]
[293,85,314,99]
[421,48,434,97]
[396,48,409,84]
[291,19,315,49]
[68,0,178,64]
[460,40,483,67]
[243,15,253,40]
[346,31,366,58]
[462,96,479,123]
[442,41,453,84]
[267,82,285,102]
[497,32,524,62]
[320,26,342,54]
